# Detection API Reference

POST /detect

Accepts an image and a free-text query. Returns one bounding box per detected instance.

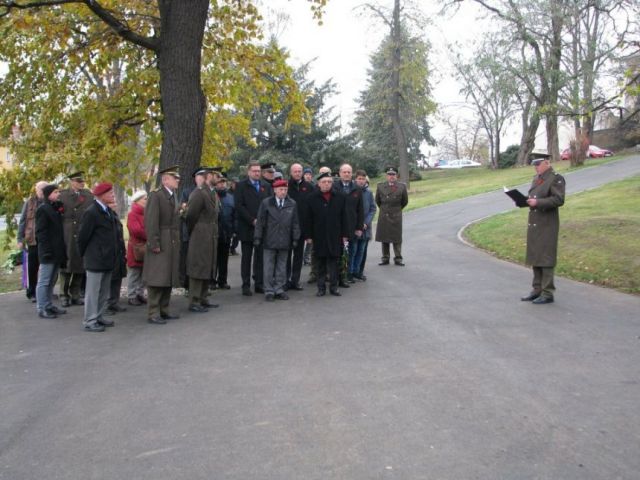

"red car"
[560,145,613,160]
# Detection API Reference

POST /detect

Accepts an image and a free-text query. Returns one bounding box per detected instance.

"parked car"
[561,145,613,160]
[436,158,482,169]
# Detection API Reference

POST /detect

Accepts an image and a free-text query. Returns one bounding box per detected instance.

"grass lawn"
[398,155,623,212]
[463,175,640,295]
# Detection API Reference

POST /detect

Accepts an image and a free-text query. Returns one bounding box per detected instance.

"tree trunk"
[546,6,564,162]
[517,112,540,166]
[157,0,209,191]
[390,0,410,189]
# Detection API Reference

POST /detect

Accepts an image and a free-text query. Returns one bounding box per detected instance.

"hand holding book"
[503,186,529,208]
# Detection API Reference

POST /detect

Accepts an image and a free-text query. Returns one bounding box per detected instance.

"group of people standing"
[17,161,409,331]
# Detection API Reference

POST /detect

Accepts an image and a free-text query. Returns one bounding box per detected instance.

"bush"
[498,144,520,169]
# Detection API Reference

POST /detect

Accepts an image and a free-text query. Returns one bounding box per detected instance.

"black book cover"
[503,186,528,208]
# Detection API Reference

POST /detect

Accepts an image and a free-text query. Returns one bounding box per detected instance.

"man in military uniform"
[260,162,277,185]
[375,166,409,266]
[58,171,93,307]
[521,154,566,304]
[143,166,182,324]
[185,167,219,312]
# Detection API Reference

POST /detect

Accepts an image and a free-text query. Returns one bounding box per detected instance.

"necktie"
[254,181,260,193]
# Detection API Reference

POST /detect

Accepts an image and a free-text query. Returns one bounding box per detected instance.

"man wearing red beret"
[253,179,300,301]
[77,182,118,332]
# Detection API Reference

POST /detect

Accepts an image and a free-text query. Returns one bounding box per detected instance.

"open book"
[503,186,529,208]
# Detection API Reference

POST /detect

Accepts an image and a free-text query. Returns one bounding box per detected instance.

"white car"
[436,158,482,169]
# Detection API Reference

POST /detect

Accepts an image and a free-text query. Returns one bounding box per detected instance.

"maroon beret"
[92,182,113,196]
[272,179,287,188]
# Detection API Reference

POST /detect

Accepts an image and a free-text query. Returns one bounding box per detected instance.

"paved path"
[2,157,639,480]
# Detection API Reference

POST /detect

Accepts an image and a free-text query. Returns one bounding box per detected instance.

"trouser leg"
[359,240,369,275]
[303,242,312,265]
[216,240,230,286]
[253,244,264,290]
[147,287,163,318]
[27,245,39,298]
[84,271,111,325]
[274,250,288,294]
[393,242,402,261]
[71,273,84,300]
[309,247,317,280]
[179,239,189,289]
[159,287,172,315]
[240,241,253,288]
[327,257,339,289]
[108,274,122,307]
[189,278,206,304]
[316,256,327,291]
[127,267,144,299]
[288,241,304,286]
[381,242,390,261]
[60,271,71,299]
[540,267,555,298]
[532,267,543,294]
[263,249,276,294]
[36,263,55,312]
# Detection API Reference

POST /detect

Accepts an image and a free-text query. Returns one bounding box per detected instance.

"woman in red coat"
[126,191,147,305]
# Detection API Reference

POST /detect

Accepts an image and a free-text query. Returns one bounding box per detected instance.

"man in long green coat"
[58,171,93,307]
[521,155,566,304]
[143,166,181,324]
[185,167,219,312]
[375,166,408,266]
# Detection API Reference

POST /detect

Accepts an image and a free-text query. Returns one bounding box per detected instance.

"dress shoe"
[188,304,209,313]
[255,287,265,294]
[31,297,37,303]
[520,292,540,301]
[97,318,115,327]
[61,297,71,307]
[265,293,275,302]
[532,296,554,305]
[71,298,85,306]
[210,284,218,290]
[289,283,304,291]
[108,304,127,313]
[160,313,180,320]
[137,294,148,304]
[103,308,116,316]
[275,292,289,300]
[148,316,167,325]
[242,288,253,296]
[394,260,405,266]
[38,310,57,319]
[346,273,355,283]
[353,273,366,281]
[128,297,143,306]
[200,301,219,308]
[329,288,342,297]
[378,260,389,266]
[84,322,106,332]
[338,280,350,288]
[316,289,326,297]
[218,284,231,290]
[47,305,67,315]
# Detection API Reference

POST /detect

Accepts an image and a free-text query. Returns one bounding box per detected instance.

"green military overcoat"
[143,187,181,287]
[375,181,408,244]
[526,168,566,267]
[185,187,219,280]
[59,188,94,273]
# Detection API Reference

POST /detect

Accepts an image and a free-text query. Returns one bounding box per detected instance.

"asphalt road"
[2,157,639,480]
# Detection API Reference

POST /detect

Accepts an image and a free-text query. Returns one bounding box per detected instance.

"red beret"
[272,179,287,188]
[92,182,113,196]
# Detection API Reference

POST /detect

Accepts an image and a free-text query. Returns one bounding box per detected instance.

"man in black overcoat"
[304,172,349,297]
[235,161,273,295]
[286,162,313,291]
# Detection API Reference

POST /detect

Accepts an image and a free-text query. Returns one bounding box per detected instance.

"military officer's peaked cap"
[209,165,224,174]
[67,171,85,181]
[317,172,331,181]
[260,162,277,171]
[385,166,398,175]
[159,165,181,178]
[192,166,209,177]
[529,151,551,165]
